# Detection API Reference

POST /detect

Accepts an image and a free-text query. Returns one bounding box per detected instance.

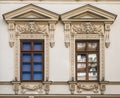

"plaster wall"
[0,3,120,94]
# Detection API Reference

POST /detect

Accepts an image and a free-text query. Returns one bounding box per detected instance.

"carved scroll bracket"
[8,22,15,48]
[105,23,111,48]
[100,81,108,95]
[12,81,21,95]
[64,22,71,48]
[43,81,52,94]
[49,22,56,48]
[68,81,77,94]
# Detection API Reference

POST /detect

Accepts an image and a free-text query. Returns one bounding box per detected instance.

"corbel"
[64,22,71,48]
[43,81,52,94]
[12,78,21,95]
[104,23,111,48]
[100,81,109,95]
[49,22,56,48]
[68,81,77,94]
[8,22,15,48]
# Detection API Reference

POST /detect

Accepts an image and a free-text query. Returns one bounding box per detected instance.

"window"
[20,40,44,81]
[76,40,99,81]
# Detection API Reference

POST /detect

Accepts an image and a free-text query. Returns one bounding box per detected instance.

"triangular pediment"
[3,4,59,22]
[61,4,117,22]
[70,11,107,19]
[13,11,51,19]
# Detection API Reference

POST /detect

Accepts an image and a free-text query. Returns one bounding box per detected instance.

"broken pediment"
[3,4,59,22]
[61,4,117,22]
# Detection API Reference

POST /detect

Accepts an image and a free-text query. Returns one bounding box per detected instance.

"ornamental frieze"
[16,22,48,35]
[71,22,104,35]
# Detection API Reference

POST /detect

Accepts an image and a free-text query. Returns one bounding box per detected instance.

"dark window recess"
[20,40,44,82]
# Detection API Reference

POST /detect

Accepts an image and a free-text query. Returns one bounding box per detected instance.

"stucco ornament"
[71,22,103,35]
[21,83,43,94]
[77,83,99,93]
[16,22,48,34]
[61,4,116,94]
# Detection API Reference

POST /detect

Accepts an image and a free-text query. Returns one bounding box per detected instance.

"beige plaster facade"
[0,1,120,98]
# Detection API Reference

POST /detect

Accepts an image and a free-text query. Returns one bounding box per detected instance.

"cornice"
[1,0,120,4]
[0,94,120,98]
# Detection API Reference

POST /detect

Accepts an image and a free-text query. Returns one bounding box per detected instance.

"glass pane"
[77,42,86,51]
[22,63,31,71]
[88,54,97,62]
[89,72,97,80]
[89,66,97,72]
[33,72,42,80]
[77,72,86,80]
[77,54,86,62]
[77,63,86,72]
[34,54,42,62]
[34,42,43,51]
[89,63,97,72]
[22,72,31,80]
[88,42,97,51]
[77,63,86,68]
[22,54,31,62]
[34,63,42,71]
[22,42,31,51]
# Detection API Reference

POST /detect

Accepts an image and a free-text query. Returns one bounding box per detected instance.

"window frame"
[20,39,44,82]
[75,40,99,82]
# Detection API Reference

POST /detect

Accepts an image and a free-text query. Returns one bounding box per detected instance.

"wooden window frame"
[75,40,99,82]
[20,39,44,82]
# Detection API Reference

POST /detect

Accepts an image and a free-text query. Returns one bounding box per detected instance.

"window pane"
[22,63,31,71]
[34,42,43,51]
[33,72,42,80]
[22,54,31,62]
[87,42,97,51]
[77,63,86,68]
[89,72,97,80]
[34,54,42,62]
[77,42,86,51]
[77,54,86,62]
[77,72,86,80]
[22,72,31,80]
[34,63,42,71]
[22,42,31,51]
[88,54,97,62]
[89,63,97,72]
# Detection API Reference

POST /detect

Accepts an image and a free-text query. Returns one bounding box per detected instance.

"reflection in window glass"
[21,40,44,81]
[76,40,99,81]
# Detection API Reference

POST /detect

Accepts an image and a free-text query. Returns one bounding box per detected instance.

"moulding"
[3,4,59,94]
[1,0,120,4]
[11,81,52,94]
[61,4,116,94]
[1,94,120,98]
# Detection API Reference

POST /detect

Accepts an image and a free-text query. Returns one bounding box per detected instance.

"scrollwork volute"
[64,22,71,48]
[49,22,56,48]
[105,23,111,48]
[8,23,15,47]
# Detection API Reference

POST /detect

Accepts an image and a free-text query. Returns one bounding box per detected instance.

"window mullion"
[86,41,89,81]
[31,41,34,81]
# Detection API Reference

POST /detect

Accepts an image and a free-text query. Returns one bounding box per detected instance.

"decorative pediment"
[61,4,116,22]
[3,4,59,21]
[61,4,117,48]
[3,4,59,48]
